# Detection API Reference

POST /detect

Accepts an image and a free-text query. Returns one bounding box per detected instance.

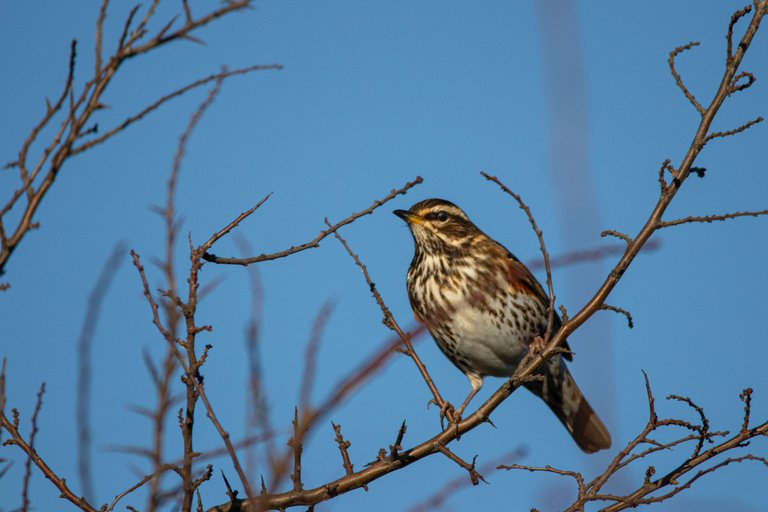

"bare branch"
[1,388,98,512]
[704,116,764,143]
[600,304,634,329]
[436,445,487,485]
[727,5,754,60]
[730,70,756,94]
[658,208,768,228]
[288,408,304,492]
[20,384,46,512]
[668,42,705,115]
[499,464,585,500]
[600,229,632,245]
[200,194,272,255]
[71,65,283,157]
[407,449,525,512]
[203,176,423,265]
[331,422,355,476]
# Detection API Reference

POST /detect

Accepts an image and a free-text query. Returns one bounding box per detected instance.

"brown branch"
[70,65,282,157]
[106,464,179,512]
[1,1,263,279]
[201,194,272,255]
[203,176,423,265]
[499,464,585,500]
[406,449,525,512]
[436,445,487,485]
[558,375,768,512]
[599,304,634,329]
[288,408,304,492]
[134,246,256,503]
[727,5,754,60]
[600,229,632,245]
[20,383,46,512]
[95,0,109,75]
[730,70,756,94]
[490,374,768,512]
[331,422,355,476]
[668,42,705,115]
[657,159,674,194]
[389,421,408,460]
[1,391,98,512]
[658,208,768,228]
[704,116,764,143]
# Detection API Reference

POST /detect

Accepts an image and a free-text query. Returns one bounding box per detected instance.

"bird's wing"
[504,248,573,361]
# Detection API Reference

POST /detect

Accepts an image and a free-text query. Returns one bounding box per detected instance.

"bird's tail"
[527,362,611,453]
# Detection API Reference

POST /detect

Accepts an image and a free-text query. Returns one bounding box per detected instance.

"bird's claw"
[432,400,457,430]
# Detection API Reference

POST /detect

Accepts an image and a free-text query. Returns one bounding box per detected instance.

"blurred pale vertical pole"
[534,0,616,472]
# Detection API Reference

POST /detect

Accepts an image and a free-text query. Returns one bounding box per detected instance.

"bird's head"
[393,198,482,252]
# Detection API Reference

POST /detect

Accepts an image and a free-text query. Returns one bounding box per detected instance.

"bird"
[393,198,611,453]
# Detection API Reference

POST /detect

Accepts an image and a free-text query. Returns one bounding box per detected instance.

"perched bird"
[394,198,610,453]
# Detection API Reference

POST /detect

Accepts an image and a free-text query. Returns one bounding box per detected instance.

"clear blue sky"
[2,1,767,511]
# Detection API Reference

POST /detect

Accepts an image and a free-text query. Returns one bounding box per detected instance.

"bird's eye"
[436,211,449,222]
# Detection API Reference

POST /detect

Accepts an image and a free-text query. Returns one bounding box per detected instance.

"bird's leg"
[452,373,484,423]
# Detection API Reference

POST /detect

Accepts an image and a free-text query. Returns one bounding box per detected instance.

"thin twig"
[407,449,526,512]
[203,176,423,265]
[331,422,355,475]
[1,388,98,512]
[658,208,768,228]
[71,65,282,157]
[21,384,46,512]
[669,42,705,115]
[288,408,304,492]
[600,229,632,245]
[704,116,764,143]
[435,445,487,485]
[600,304,634,329]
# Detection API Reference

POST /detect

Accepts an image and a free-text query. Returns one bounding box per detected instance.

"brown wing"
[503,247,573,361]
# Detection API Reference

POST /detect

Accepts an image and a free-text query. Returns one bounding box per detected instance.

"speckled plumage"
[394,198,610,453]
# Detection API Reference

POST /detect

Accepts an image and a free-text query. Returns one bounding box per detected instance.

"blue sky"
[1,1,767,511]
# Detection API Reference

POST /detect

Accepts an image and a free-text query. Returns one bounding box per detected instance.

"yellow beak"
[393,209,423,225]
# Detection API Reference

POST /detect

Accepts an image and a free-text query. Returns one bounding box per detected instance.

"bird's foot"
[530,335,546,356]
[428,399,458,431]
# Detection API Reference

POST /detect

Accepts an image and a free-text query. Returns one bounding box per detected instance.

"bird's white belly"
[438,287,539,377]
